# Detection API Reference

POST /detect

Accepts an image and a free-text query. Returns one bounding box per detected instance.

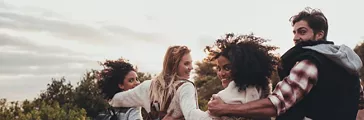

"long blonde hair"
[149,45,191,110]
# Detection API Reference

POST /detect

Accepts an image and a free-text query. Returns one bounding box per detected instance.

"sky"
[0,0,363,101]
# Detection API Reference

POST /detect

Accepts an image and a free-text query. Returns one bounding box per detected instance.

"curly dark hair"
[97,58,136,100]
[290,7,328,40]
[205,33,279,91]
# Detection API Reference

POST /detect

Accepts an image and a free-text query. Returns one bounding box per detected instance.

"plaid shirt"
[268,60,364,115]
[268,60,318,115]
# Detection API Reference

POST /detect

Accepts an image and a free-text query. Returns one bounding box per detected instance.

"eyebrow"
[293,27,308,33]
[223,64,231,67]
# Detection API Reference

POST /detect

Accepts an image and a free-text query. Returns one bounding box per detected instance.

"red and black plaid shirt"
[268,60,364,115]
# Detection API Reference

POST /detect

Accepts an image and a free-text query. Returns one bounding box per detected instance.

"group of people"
[96,7,364,120]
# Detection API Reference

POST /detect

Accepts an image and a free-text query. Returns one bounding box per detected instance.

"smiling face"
[177,53,193,79]
[292,20,324,44]
[118,71,140,91]
[215,56,232,88]
[161,45,192,80]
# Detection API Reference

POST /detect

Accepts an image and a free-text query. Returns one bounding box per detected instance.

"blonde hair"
[149,45,191,110]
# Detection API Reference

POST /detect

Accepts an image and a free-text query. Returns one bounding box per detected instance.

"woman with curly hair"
[97,58,142,120]
[205,33,279,120]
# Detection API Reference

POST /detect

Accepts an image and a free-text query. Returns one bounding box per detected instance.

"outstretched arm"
[208,95,276,118]
[109,80,151,108]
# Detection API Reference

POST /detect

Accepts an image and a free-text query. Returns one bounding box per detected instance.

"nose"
[135,80,140,86]
[218,70,227,77]
[293,33,300,41]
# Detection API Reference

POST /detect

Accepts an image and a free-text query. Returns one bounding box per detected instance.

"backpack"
[95,107,132,120]
[145,80,194,120]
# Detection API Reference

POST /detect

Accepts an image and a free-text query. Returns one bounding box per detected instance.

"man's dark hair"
[97,58,136,100]
[290,7,329,40]
[205,33,279,91]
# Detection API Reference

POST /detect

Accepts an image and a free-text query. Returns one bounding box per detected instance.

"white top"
[109,80,212,120]
[217,81,262,104]
[207,81,263,120]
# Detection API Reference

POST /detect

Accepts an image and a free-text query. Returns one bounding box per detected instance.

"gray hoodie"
[302,44,363,76]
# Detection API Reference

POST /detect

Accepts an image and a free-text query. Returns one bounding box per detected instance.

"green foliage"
[37,77,74,106]
[73,70,109,118]
[270,68,280,90]
[0,99,86,120]
[137,72,153,82]
[354,41,364,109]
[193,60,223,111]
[354,41,364,85]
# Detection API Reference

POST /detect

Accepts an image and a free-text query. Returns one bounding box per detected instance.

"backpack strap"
[158,81,186,117]
[147,80,192,119]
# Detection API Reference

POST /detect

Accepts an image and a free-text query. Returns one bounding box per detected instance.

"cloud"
[0,33,88,55]
[0,11,112,43]
[0,34,99,100]
[0,51,99,77]
[102,25,166,43]
[0,74,82,101]
[197,35,218,49]
[0,63,99,75]
[0,33,100,76]
[0,51,93,67]
[0,10,171,46]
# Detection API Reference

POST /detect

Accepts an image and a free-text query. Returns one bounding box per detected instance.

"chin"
[222,84,228,88]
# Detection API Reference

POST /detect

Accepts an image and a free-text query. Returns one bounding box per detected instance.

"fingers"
[212,94,219,99]
[162,109,174,120]
[209,94,220,102]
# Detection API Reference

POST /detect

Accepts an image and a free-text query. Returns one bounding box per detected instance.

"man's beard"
[294,35,316,45]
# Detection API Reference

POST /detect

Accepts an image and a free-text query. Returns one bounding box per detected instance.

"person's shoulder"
[176,79,194,86]
[135,80,152,91]
[173,80,195,91]
[140,80,152,86]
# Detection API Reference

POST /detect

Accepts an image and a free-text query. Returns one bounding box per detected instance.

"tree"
[137,72,153,82]
[36,77,74,106]
[73,70,109,118]
[18,100,86,120]
[193,60,223,110]
[354,41,364,110]
[0,99,22,120]
[270,67,280,89]
[30,70,107,119]
[0,98,87,120]
[354,41,364,86]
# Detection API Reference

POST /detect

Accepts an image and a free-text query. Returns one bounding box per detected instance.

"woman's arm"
[178,82,212,120]
[109,80,151,108]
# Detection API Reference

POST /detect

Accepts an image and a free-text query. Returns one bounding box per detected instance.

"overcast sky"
[1,0,363,101]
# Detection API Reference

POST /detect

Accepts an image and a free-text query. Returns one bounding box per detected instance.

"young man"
[208,7,364,120]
